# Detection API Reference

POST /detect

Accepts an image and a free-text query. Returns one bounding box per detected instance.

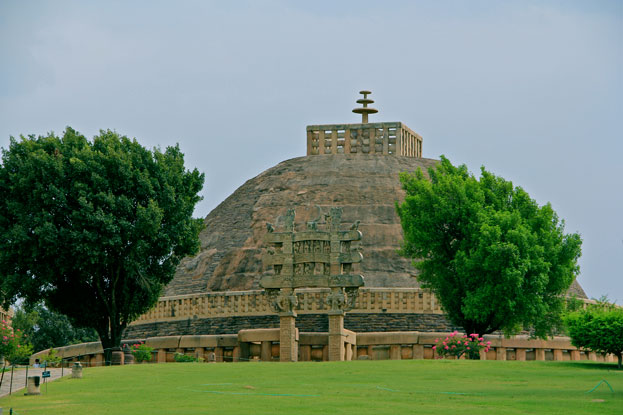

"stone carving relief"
[261,207,363,316]
[267,288,298,314]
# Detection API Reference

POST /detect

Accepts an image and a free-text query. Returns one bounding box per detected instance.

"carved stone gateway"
[260,207,364,361]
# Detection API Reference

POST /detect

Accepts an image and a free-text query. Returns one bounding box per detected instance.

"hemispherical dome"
[164,154,587,299]
[164,154,439,296]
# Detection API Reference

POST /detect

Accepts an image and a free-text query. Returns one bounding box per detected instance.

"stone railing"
[131,288,443,325]
[0,307,12,324]
[30,330,617,365]
[306,122,422,157]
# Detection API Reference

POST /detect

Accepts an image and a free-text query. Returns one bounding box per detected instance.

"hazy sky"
[1,1,621,302]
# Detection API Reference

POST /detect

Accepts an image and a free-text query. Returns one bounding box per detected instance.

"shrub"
[39,348,62,367]
[129,342,153,363]
[564,300,623,369]
[432,331,491,360]
[174,352,200,363]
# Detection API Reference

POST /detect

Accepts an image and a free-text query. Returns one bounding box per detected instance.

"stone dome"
[164,154,438,296]
[164,154,587,299]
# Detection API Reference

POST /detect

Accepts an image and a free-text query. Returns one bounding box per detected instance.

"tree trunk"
[97,322,125,365]
[617,353,622,370]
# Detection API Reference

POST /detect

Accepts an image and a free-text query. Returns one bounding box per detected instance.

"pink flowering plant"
[432,331,491,360]
[128,341,153,363]
[1,320,32,364]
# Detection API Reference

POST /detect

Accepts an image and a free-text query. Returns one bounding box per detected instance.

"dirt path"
[0,367,70,397]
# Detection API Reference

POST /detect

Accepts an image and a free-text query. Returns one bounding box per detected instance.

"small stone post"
[111,348,124,365]
[279,316,298,362]
[516,348,526,361]
[25,376,41,395]
[260,341,272,361]
[72,362,83,379]
[279,290,298,363]
[328,311,345,361]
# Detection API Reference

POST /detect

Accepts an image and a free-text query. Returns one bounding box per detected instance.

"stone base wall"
[123,313,460,339]
[30,330,618,366]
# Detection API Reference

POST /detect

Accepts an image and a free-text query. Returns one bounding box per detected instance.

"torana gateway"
[35,92,608,364]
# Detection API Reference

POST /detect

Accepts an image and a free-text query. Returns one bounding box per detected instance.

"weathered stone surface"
[123,313,462,339]
[165,155,438,296]
[164,153,586,299]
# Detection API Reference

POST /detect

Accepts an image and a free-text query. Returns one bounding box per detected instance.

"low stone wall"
[30,330,617,365]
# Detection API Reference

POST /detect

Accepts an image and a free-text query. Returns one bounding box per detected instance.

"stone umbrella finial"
[352,90,378,123]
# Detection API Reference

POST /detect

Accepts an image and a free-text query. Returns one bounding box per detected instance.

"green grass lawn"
[1,360,621,414]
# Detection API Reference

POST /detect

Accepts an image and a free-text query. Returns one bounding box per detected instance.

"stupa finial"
[352,90,378,123]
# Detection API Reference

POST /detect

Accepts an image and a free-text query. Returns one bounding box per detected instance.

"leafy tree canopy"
[0,128,204,357]
[397,156,582,337]
[11,303,99,353]
[564,299,623,369]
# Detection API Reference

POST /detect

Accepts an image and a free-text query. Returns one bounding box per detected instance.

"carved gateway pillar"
[266,287,299,362]
[261,207,364,362]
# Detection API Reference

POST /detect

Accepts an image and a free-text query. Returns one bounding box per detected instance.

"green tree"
[0,128,204,361]
[564,300,623,369]
[11,303,99,352]
[396,156,582,337]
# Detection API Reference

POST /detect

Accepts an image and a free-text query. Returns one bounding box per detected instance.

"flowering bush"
[432,331,491,360]
[1,319,31,364]
[128,342,153,363]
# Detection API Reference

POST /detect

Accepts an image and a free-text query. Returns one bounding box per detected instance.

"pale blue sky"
[1,1,621,302]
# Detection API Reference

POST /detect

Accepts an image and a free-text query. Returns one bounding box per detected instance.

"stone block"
[311,347,324,361]
[261,341,272,361]
[299,332,326,345]
[279,315,298,362]
[328,314,345,361]
[535,349,545,361]
[84,342,104,355]
[357,331,419,346]
[417,332,450,345]
[367,345,375,360]
[389,345,401,360]
[412,344,424,360]
[343,329,356,345]
[216,335,239,347]
[238,328,280,343]
[299,345,312,361]
[215,347,224,362]
[248,344,260,357]
[401,346,412,360]
[516,348,526,361]
[345,344,353,361]
[145,336,181,350]
[90,353,104,367]
[180,335,219,348]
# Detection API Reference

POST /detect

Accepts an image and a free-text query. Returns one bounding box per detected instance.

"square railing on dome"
[306,122,422,157]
